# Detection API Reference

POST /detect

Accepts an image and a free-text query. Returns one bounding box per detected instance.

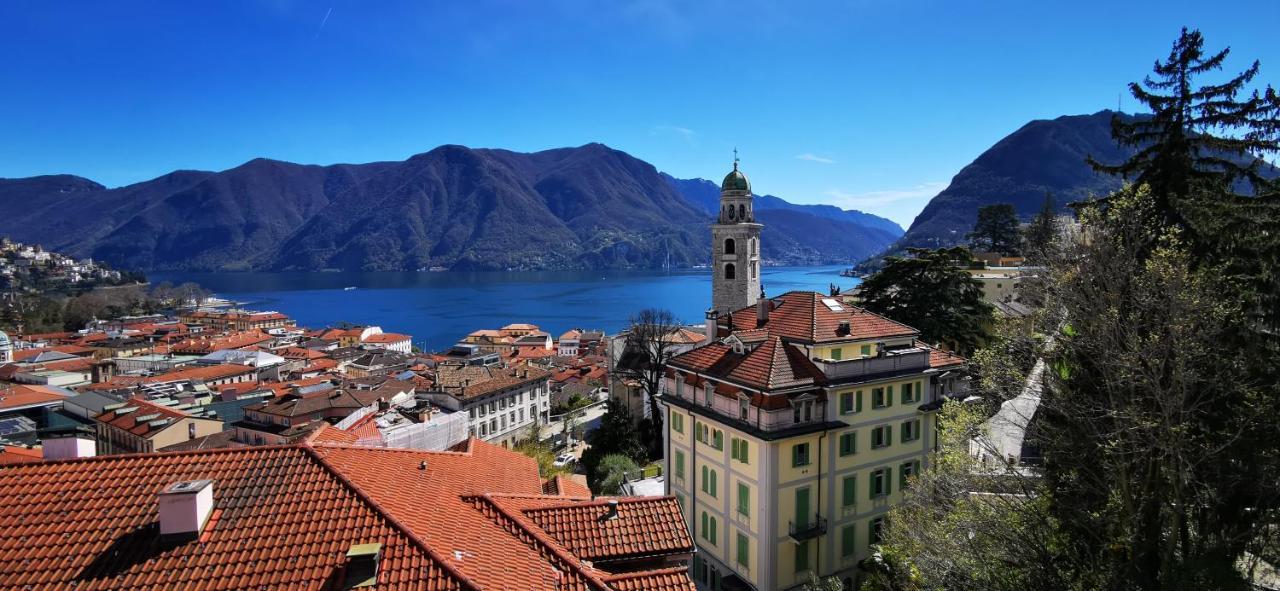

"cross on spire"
[733,147,739,170]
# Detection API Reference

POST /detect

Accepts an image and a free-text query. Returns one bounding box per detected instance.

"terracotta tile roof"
[364,332,412,344]
[605,567,697,591]
[513,497,693,563]
[669,337,824,392]
[543,474,593,498]
[94,398,205,439]
[0,433,693,590]
[169,330,272,355]
[431,365,550,400]
[925,344,966,369]
[0,445,42,465]
[0,384,70,411]
[728,291,918,344]
[0,446,466,590]
[142,363,256,384]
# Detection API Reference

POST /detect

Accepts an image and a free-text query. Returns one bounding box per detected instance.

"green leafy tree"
[967,204,1022,255]
[581,398,647,493]
[1037,187,1278,590]
[591,453,640,495]
[858,247,993,354]
[796,573,844,591]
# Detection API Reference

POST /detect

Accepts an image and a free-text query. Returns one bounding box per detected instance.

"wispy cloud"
[795,153,834,164]
[823,181,947,208]
[314,6,333,39]
[651,125,697,146]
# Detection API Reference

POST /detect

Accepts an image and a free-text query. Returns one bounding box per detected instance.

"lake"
[152,266,861,351]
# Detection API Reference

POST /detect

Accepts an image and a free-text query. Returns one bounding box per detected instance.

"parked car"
[552,453,576,468]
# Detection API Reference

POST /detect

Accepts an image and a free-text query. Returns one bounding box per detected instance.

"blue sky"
[2,1,1277,227]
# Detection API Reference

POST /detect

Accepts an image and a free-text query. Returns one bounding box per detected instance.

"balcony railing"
[788,513,828,542]
[811,347,929,381]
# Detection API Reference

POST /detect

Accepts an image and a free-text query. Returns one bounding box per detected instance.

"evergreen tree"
[1090,27,1280,226]
[590,453,641,495]
[1021,192,1059,261]
[966,204,1022,255]
[580,398,647,492]
[858,247,993,355]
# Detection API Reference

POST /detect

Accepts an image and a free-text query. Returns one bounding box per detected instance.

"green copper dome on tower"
[721,161,750,192]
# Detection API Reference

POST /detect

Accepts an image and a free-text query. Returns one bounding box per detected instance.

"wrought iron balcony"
[788,514,827,542]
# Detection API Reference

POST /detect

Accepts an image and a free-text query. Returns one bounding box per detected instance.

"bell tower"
[711,153,762,315]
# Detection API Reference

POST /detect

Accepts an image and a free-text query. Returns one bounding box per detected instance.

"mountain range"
[0,144,901,272]
[886,110,1136,253]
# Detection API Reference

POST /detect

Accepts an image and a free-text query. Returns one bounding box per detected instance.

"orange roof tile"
[0,445,42,465]
[727,291,918,344]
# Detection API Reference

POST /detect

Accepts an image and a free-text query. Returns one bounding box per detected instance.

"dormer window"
[792,398,815,423]
[738,396,749,421]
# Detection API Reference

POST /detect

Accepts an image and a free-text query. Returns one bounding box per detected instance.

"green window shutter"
[710,516,717,544]
[901,382,911,404]
[736,532,749,566]
[868,521,877,546]
[900,421,907,443]
[701,512,708,538]
[886,385,894,407]
[730,438,737,461]
[886,467,893,495]
[842,475,855,507]
[841,525,855,557]
[741,440,748,463]
[737,482,749,515]
[675,451,684,479]
[861,344,871,356]
[709,469,717,497]
[701,465,708,493]
[900,464,908,489]
[795,541,809,572]
[869,471,877,499]
[840,392,850,413]
[856,390,863,413]
[831,348,842,360]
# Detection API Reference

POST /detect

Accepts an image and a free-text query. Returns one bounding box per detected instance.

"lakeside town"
[1,11,1278,591]
[0,158,1049,591]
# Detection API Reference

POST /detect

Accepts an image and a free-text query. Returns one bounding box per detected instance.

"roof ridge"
[303,446,483,591]
[602,565,692,581]
[6,442,303,467]
[474,493,615,591]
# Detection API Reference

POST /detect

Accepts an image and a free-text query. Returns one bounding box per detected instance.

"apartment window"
[672,412,683,434]
[791,443,810,467]
[518,408,524,421]
[842,474,857,509]
[792,400,813,423]
[736,532,749,567]
[674,450,685,480]
[738,397,749,420]
[479,406,486,417]
[870,517,886,545]
[872,386,893,409]
[860,344,872,357]
[871,467,892,498]
[902,381,919,404]
[731,437,749,464]
[901,419,920,443]
[696,422,710,443]
[872,425,891,449]
[830,347,842,360]
[900,460,921,489]
[839,390,863,414]
[711,429,724,450]
[839,431,857,456]
[479,423,488,437]
[702,467,718,498]
[490,418,497,432]
[501,416,507,430]
[469,408,476,419]
[736,482,750,516]
[701,511,718,546]
[794,540,810,573]
[841,524,856,558]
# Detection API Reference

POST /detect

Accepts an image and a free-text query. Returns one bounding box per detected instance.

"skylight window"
[821,298,844,312]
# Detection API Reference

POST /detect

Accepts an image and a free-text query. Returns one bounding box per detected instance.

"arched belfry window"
[724,238,736,255]
[738,204,745,220]
[725,263,736,280]
[750,238,757,255]
[728,205,736,220]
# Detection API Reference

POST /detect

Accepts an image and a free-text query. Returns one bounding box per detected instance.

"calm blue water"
[152,266,860,351]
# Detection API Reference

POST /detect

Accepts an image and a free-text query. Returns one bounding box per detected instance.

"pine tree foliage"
[966,204,1022,255]
[1090,27,1280,219]
[1021,192,1059,262]
[858,247,993,355]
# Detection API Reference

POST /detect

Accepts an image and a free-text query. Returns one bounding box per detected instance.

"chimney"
[703,309,718,344]
[344,543,382,589]
[158,479,215,537]
[41,431,96,460]
[598,499,620,523]
[756,286,769,327]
